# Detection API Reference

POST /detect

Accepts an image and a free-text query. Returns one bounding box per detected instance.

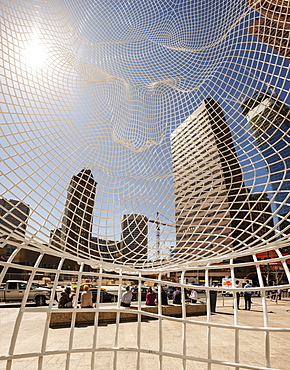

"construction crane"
[145,212,175,259]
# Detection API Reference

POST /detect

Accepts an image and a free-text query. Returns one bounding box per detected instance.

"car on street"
[131,287,148,301]
[194,288,206,293]
[90,289,117,303]
[69,284,111,303]
[0,280,51,306]
[71,283,105,292]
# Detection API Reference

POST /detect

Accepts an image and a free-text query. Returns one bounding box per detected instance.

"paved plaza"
[0,296,289,370]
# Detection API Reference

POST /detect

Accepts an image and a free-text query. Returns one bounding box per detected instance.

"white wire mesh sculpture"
[1,0,290,369]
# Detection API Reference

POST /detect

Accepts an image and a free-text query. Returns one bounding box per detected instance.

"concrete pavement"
[0,296,289,369]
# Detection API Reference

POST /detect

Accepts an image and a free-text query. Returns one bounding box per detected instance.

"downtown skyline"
[1,0,290,261]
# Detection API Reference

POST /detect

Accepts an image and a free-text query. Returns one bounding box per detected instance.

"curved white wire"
[1,0,290,369]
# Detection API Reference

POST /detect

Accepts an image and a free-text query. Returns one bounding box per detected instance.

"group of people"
[121,285,169,307]
[58,285,93,308]
[172,287,198,304]
[120,285,199,307]
[235,280,253,310]
[57,279,285,311]
[58,284,170,309]
[58,284,198,309]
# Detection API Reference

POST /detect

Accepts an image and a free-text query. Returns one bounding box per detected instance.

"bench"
[49,304,206,329]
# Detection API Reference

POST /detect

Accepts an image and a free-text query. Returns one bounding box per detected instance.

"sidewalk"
[0,296,289,369]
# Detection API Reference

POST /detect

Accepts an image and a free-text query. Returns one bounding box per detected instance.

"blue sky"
[1,0,289,257]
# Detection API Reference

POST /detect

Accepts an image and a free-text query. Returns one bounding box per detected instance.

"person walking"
[243,280,252,310]
[235,280,240,309]
[189,289,197,303]
[172,287,182,304]
[161,286,168,305]
[120,286,133,307]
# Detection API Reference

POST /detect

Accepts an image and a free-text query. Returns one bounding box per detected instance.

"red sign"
[224,280,232,286]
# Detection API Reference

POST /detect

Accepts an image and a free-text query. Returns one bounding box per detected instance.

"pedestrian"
[58,286,74,308]
[80,285,93,308]
[145,287,156,306]
[271,290,276,300]
[120,286,133,307]
[172,287,182,304]
[243,280,252,310]
[189,289,197,303]
[235,280,240,309]
[161,286,168,305]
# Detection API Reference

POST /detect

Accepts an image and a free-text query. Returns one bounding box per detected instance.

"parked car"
[71,283,104,292]
[31,282,51,290]
[90,289,117,303]
[131,287,148,301]
[0,280,51,306]
[194,288,206,294]
[71,286,113,303]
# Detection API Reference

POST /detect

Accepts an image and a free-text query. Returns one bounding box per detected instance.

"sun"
[21,31,47,70]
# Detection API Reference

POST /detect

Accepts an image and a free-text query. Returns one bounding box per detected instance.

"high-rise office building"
[61,169,97,254]
[247,0,290,62]
[170,99,252,258]
[249,193,275,241]
[50,228,63,250]
[241,91,290,234]
[121,214,148,264]
[90,236,121,263]
[0,198,30,257]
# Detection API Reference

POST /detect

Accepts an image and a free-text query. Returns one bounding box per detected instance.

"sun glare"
[22,32,47,70]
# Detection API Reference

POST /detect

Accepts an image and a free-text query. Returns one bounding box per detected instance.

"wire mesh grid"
[1,0,290,369]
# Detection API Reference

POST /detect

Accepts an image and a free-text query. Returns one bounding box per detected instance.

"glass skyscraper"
[170,99,252,259]
[61,169,97,254]
[241,91,290,232]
